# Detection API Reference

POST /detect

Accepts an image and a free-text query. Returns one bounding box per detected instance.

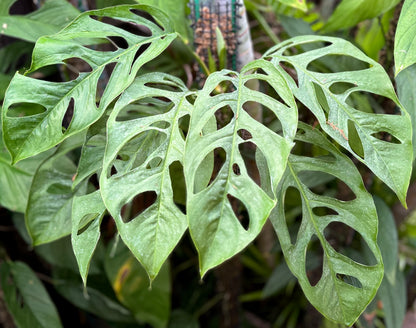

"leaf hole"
[186,94,196,105]
[284,41,332,56]
[307,55,370,73]
[62,98,74,131]
[284,187,303,245]
[122,191,157,223]
[209,79,235,96]
[200,147,226,189]
[312,206,338,216]
[279,61,298,87]
[239,142,261,187]
[62,57,93,80]
[179,114,190,141]
[6,102,47,118]
[81,37,118,52]
[144,82,182,92]
[91,15,153,37]
[146,156,163,170]
[346,91,399,115]
[291,140,334,159]
[329,82,357,95]
[305,235,324,287]
[115,97,174,121]
[129,9,164,31]
[227,194,249,231]
[237,129,252,140]
[371,131,401,144]
[133,43,152,63]
[95,63,115,107]
[312,82,330,120]
[107,36,129,49]
[232,163,241,175]
[215,105,234,129]
[169,161,186,214]
[77,215,97,236]
[347,121,364,159]
[336,273,362,288]
[324,222,378,266]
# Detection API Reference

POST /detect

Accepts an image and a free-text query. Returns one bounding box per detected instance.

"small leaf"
[266,35,412,205]
[26,135,87,245]
[323,0,400,32]
[185,60,297,276]
[394,0,416,75]
[0,261,63,328]
[71,190,106,285]
[2,4,176,163]
[105,240,171,328]
[270,123,383,326]
[100,73,191,279]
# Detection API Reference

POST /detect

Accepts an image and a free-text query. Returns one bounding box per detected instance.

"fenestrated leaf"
[2,4,177,163]
[185,60,298,276]
[71,190,106,286]
[0,261,63,328]
[394,0,416,75]
[265,35,412,205]
[270,123,383,326]
[323,0,400,32]
[0,0,80,43]
[100,73,192,280]
[26,134,87,245]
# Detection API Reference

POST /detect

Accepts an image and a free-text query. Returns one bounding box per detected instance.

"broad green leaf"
[377,269,406,328]
[105,240,171,328]
[276,0,307,12]
[270,123,383,326]
[0,261,63,328]
[2,4,176,163]
[100,73,191,279]
[26,135,87,245]
[133,0,191,42]
[0,0,80,42]
[71,190,106,285]
[185,60,298,276]
[323,0,400,32]
[394,0,416,75]
[265,35,412,205]
[396,64,416,158]
[374,196,398,283]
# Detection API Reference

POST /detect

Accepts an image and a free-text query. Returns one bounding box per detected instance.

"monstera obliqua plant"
[1,3,413,327]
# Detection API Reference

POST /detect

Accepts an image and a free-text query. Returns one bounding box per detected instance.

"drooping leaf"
[71,190,106,285]
[100,73,191,280]
[26,135,87,245]
[323,0,400,32]
[394,0,416,75]
[105,240,171,328]
[185,60,298,276]
[0,0,80,43]
[396,64,416,157]
[2,4,177,163]
[270,123,383,326]
[265,35,412,205]
[0,261,63,328]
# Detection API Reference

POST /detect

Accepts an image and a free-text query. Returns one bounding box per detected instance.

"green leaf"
[394,0,416,75]
[396,64,416,158]
[185,60,298,276]
[100,73,191,280]
[265,35,412,205]
[270,123,383,326]
[0,261,63,328]
[276,0,308,12]
[105,240,171,328]
[2,4,177,163]
[0,0,80,42]
[323,0,400,32]
[374,196,398,284]
[71,190,106,285]
[26,136,87,245]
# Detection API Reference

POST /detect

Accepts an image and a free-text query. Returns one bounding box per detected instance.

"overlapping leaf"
[100,73,191,280]
[185,60,298,276]
[394,0,416,75]
[2,4,176,163]
[265,35,412,204]
[270,123,383,326]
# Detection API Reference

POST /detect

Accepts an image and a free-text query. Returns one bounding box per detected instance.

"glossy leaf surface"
[270,124,383,326]
[265,35,412,204]
[394,0,416,75]
[185,61,298,275]
[100,73,191,279]
[2,4,176,163]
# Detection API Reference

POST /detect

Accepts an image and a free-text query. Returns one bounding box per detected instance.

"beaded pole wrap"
[189,0,254,72]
